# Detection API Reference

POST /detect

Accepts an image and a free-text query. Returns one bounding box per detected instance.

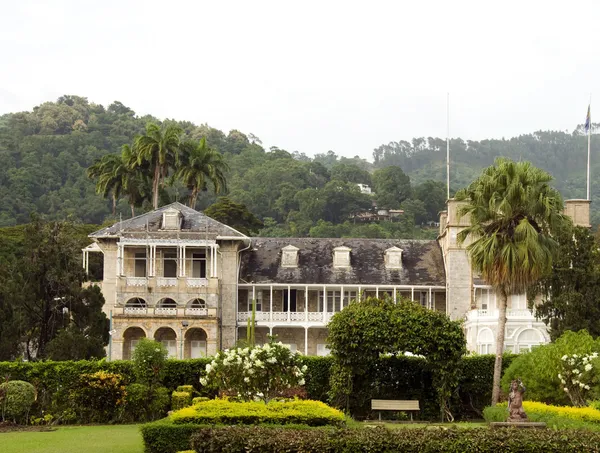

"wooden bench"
[371,399,420,421]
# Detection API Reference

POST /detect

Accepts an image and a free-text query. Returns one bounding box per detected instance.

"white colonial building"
[83,198,590,359]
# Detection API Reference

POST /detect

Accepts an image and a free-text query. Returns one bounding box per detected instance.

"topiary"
[0,380,36,423]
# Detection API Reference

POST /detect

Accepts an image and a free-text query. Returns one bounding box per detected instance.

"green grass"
[0,425,143,453]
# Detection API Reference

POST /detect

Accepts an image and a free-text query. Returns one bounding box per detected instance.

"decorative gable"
[384,246,403,269]
[281,245,299,268]
[162,208,181,230]
[333,246,351,268]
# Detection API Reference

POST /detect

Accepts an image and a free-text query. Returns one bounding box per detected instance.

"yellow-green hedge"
[521,401,600,423]
[171,399,345,427]
[484,401,600,429]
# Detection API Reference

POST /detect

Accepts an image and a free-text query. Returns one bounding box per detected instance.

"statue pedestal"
[489,422,547,429]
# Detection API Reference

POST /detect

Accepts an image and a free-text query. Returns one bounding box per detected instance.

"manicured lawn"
[0,424,143,453]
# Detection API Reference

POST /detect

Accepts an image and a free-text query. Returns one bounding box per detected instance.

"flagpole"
[587,95,592,201]
[446,92,450,200]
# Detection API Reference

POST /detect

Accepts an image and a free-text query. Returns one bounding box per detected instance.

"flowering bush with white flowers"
[199,339,307,402]
[559,352,599,407]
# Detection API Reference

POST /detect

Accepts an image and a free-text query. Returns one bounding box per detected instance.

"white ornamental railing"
[307,312,323,322]
[154,307,177,316]
[126,277,147,287]
[186,278,208,287]
[290,312,305,321]
[186,307,208,316]
[124,307,147,315]
[157,278,177,287]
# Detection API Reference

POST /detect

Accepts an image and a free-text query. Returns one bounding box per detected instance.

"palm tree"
[455,158,568,405]
[175,138,229,208]
[87,154,125,216]
[120,144,150,217]
[133,122,183,209]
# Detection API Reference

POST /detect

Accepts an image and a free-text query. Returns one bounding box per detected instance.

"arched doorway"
[154,327,178,358]
[123,326,146,360]
[186,298,207,316]
[124,297,147,314]
[184,328,208,358]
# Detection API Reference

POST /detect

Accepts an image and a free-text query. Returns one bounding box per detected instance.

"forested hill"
[0,95,598,235]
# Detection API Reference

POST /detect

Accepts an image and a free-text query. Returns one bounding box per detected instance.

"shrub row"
[188,425,600,453]
[0,354,511,421]
[171,399,345,427]
[484,401,600,430]
[141,420,205,453]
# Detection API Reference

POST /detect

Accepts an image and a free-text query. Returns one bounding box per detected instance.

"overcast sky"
[1,0,599,159]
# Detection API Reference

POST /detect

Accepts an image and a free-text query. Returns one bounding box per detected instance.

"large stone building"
[83,199,590,360]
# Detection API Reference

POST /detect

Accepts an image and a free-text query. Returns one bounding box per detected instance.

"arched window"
[516,329,543,353]
[124,298,147,314]
[157,298,177,308]
[186,298,207,316]
[477,328,494,354]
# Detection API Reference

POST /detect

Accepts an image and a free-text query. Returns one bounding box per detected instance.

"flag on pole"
[585,105,591,133]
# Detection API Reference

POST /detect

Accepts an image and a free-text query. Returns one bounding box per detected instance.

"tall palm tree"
[455,158,568,405]
[176,138,229,208]
[120,144,151,217]
[133,122,183,209]
[87,154,125,216]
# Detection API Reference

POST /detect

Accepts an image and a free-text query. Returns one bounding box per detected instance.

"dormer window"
[333,246,351,268]
[281,245,299,268]
[162,208,181,230]
[385,246,403,269]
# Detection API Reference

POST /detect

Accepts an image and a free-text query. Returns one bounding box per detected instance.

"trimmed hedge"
[141,420,203,453]
[0,354,513,421]
[484,401,600,430]
[190,425,600,452]
[172,392,193,411]
[172,399,345,427]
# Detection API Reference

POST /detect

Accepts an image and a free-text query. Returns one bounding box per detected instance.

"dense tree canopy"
[0,95,598,238]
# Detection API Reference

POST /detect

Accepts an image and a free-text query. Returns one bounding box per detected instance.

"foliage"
[300,356,333,403]
[189,425,600,453]
[0,218,109,360]
[455,158,569,404]
[204,197,263,235]
[484,401,600,430]
[171,399,345,426]
[121,383,169,422]
[132,338,169,388]
[172,391,193,411]
[559,353,599,406]
[502,330,600,405]
[371,166,412,209]
[141,420,204,453]
[200,339,306,402]
[0,380,36,423]
[533,226,600,340]
[327,297,466,421]
[70,371,126,423]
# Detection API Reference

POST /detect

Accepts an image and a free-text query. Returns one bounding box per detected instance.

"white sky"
[1,0,599,159]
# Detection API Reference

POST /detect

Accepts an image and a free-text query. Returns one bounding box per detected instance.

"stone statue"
[507,378,528,422]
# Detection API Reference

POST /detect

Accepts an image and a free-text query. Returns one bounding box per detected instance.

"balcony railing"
[185,307,208,316]
[187,278,208,287]
[154,307,177,316]
[124,306,148,315]
[126,277,147,287]
[237,311,337,324]
[156,278,177,287]
[466,308,536,321]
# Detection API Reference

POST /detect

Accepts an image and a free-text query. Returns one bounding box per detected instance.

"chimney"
[563,199,591,228]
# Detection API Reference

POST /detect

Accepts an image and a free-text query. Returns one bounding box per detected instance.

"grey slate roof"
[240,238,445,286]
[89,202,247,239]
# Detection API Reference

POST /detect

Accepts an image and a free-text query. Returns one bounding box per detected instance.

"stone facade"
[85,199,588,359]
